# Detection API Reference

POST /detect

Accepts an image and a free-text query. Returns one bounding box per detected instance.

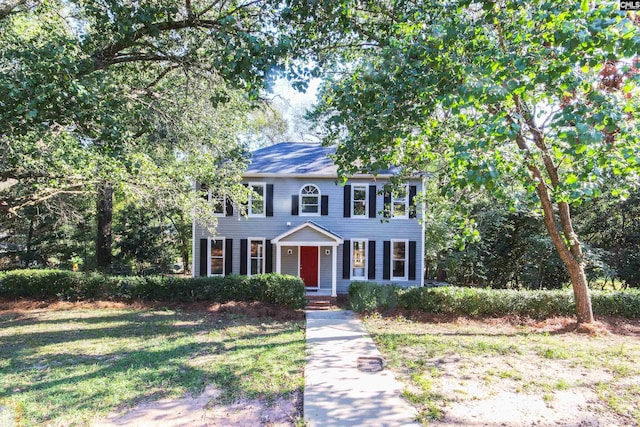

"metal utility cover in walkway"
[304,310,419,426]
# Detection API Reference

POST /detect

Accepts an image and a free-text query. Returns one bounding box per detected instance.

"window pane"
[301,196,319,213]
[250,241,263,257]
[302,185,319,195]
[250,258,259,275]
[393,202,406,217]
[393,260,405,278]
[250,185,264,214]
[353,187,366,201]
[212,196,224,214]
[352,240,366,277]
[211,258,223,275]
[211,240,223,256]
[393,241,406,260]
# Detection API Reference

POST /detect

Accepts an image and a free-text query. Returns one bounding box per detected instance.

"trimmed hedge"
[349,281,640,319]
[0,270,306,309]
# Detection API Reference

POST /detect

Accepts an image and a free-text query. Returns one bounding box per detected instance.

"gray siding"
[194,176,423,293]
[281,246,298,276]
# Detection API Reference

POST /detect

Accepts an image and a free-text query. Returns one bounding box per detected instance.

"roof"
[271,221,344,245]
[244,142,397,177]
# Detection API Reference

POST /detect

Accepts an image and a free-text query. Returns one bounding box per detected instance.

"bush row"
[0,270,306,309]
[349,281,640,319]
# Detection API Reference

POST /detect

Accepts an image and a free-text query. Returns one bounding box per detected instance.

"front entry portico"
[271,221,344,297]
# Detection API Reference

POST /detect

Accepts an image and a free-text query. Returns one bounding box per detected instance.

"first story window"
[210,239,224,276]
[249,183,265,216]
[391,240,407,280]
[392,185,408,218]
[351,240,367,279]
[352,185,367,217]
[249,238,265,275]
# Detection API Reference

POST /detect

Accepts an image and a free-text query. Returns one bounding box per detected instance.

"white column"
[331,244,338,297]
[276,243,281,274]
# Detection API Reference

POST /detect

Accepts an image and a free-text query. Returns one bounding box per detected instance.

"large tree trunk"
[96,183,113,271]
[512,97,594,324]
[532,172,594,324]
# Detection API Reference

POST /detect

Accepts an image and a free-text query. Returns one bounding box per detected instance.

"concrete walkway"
[304,310,419,427]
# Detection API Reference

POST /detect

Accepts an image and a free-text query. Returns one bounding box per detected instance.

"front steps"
[305,295,336,310]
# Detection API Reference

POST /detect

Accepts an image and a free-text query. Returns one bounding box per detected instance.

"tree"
[0,0,307,269]
[313,1,640,323]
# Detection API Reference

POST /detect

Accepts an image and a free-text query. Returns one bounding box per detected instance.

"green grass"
[364,315,640,426]
[0,305,305,426]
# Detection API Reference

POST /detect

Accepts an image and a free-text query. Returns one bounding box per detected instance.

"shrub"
[349,281,402,312]
[0,270,306,309]
[349,282,640,319]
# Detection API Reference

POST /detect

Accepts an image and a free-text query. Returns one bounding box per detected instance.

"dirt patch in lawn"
[364,314,640,426]
[93,386,301,427]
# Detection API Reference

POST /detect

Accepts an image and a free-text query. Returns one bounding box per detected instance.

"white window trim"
[350,239,368,280]
[208,237,225,276]
[391,239,409,281]
[391,184,409,219]
[299,184,321,217]
[248,182,266,218]
[247,237,266,276]
[351,184,368,218]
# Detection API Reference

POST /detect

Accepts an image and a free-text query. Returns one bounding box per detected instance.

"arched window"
[300,184,320,215]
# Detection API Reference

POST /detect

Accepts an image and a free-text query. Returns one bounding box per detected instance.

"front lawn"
[0,302,305,426]
[364,314,640,426]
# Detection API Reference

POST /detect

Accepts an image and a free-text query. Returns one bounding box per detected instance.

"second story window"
[352,185,367,217]
[391,185,409,219]
[212,194,225,216]
[300,184,320,215]
[248,183,265,217]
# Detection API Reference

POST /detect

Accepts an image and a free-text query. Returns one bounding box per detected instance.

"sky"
[267,77,323,143]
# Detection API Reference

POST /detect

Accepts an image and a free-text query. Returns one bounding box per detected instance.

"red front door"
[300,246,319,287]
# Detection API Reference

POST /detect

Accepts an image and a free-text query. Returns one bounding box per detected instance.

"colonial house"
[192,142,425,296]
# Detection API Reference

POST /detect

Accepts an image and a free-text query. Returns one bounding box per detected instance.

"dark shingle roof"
[245,142,337,175]
[244,142,398,176]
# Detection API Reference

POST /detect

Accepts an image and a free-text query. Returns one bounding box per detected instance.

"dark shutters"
[291,195,299,216]
[225,239,233,275]
[343,185,351,218]
[409,241,417,280]
[265,240,273,273]
[383,192,391,218]
[383,240,391,280]
[266,184,274,217]
[240,239,248,275]
[342,240,350,279]
[368,240,376,280]
[369,185,377,218]
[199,238,208,276]
[409,185,417,219]
[225,198,234,216]
[321,195,329,216]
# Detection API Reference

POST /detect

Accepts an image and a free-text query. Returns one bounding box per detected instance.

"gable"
[280,227,335,243]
